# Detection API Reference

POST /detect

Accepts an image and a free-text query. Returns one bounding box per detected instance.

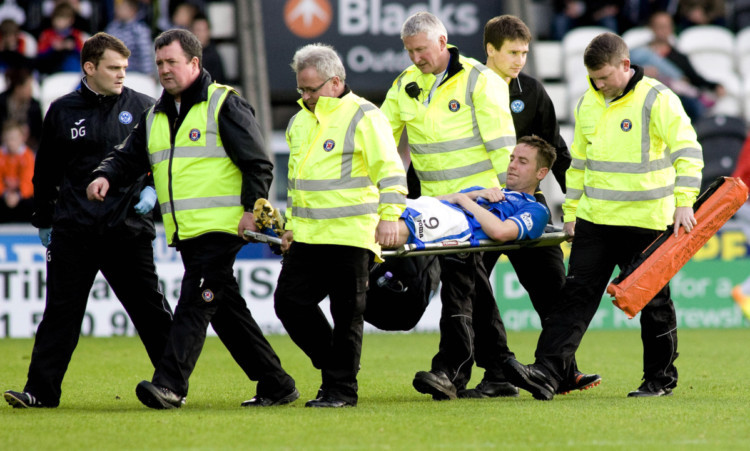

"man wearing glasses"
[274,43,407,408]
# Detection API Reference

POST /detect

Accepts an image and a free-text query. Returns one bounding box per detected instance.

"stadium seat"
[124,72,161,99]
[18,30,37,58]
[544,82,569,122]
[532,41,563,81]
[736,27,750,95]
[622,26,654,49]
[693,114,747,192]
[40,72,82,115]
[562,27,608,117]
[216,43,239,80]
[207,2,236,39]
[677,25,736,73]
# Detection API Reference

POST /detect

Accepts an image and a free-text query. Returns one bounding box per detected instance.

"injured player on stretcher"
[386,135,557,249]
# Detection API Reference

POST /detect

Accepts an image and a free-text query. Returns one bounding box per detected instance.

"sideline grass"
[2,329,750,450]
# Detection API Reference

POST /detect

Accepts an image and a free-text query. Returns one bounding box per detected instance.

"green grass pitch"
[3,329,750,449]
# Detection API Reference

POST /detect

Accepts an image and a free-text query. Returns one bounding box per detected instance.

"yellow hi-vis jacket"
[285,91,407,256]
[563,74,704,230]
[381,46,516,196]
[146,83,242,244]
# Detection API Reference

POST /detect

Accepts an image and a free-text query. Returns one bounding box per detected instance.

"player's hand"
[280,230,294,253]
[563,221,576,241]
[239,211,257,241]
[87,177,110,201]
[375,219,399,248]
[673,206,697,237]
[474,187,505,202]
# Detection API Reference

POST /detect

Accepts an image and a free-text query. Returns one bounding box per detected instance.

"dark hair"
[2,119,24,135]
[154,28,202,70]
[517,135,556,170]
[4,67,32,91]
[583,32,629,70]
[80,32,131,70]
[51,2,76,20]
[483,15,531,54]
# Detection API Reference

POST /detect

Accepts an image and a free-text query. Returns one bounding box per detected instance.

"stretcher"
[244,229,570,258]
[607,177,749,319]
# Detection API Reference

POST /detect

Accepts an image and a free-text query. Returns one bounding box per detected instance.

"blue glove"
[39,228,52,248]
[134,186,157,215]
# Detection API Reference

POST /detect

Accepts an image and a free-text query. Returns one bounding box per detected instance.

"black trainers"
[457,380,519,398]
[557,371,602,395]
[502,358,555,401]
[135,380,185,409]
[4,390,46,408]
[627,380,673,398]
[241,388,300,407]
[304,396,356,408]
[412,370,457,400]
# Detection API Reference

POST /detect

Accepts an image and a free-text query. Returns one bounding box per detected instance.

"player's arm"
[442,193,518,242]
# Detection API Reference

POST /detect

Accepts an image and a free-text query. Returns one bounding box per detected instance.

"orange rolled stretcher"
[607,177,749,318]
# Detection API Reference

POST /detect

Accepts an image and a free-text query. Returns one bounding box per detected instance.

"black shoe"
[457,380,519,399]
[502,359,555,401]
[304,396,355,408]
[558,371,602,395]
[627,380,673,398]
[241,388,300,407]
[4,390,47,408]
[412,370,457,400]
[135,380,184,409]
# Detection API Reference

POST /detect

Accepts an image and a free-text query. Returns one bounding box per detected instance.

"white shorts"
[402,196,471,245]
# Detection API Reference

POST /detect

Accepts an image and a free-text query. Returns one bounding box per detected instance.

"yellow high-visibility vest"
[564,75,704,230]
[146,83,242,244]
[381,48,516,196]
[285,91,407,255]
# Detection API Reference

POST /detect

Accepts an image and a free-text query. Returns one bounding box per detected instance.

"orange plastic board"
[606,177,749,318]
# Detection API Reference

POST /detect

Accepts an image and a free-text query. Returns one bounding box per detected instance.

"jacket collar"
[444,46,463,83]
[298,84,352,115]
[589,64,644,102]
[79,77,119,105]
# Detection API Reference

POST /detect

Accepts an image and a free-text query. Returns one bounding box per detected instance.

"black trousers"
[25,231,173,406]
[428,252,505,390]
[153,233,294,399]
[274,243,369,404]
[467,242,575,381]
[535,219,679,390]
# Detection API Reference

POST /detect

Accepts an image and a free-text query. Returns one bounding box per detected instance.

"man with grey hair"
[274,43,407,408]
[381,11,517,401]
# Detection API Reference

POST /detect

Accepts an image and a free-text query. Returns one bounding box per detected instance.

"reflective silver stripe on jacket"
[161,195,241,214]
[294,203,379,219]
[146,87,227,166]
[574,84,701,201]
[407,64,512,183]
[292,101,397,218]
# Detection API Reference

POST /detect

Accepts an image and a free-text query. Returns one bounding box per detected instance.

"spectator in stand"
[619,0,679,33]
[644,11,726,119]
[105,0,154,76]
[170,2,200,29]
[190,13,226,84]
[35,0,93,35]
[0,120,35,223]
[677,0,726,30]
[552,0,621,41]
[0,68,43,151]
[0,18,35,71]
[36,2,86,74]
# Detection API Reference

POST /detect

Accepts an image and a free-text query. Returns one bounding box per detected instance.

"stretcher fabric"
[607,177,749,318]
